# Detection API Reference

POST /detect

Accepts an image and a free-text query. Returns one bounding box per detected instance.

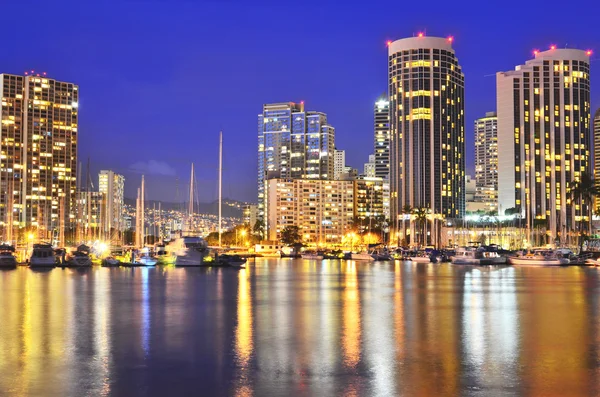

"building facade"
[594,108,600,206]
[354,176,385,233]
[242,203,258,227]
[76,189,104,241]
[388,36,465,227]
[98,170,125,234]
[363,154,376,178]
[334,149,345,180]
[474,112,499,212]
[267,179,354,244]
[0,72,78,242]
[374,95,391,179]
[258,102,335,220]
[497,48,591,241]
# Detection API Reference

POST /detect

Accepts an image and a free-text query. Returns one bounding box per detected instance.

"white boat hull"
[509,257,567,266]
[350,253,374,261]
[302,254,324,260]
[451,257,491,265]
[409,257,430,263]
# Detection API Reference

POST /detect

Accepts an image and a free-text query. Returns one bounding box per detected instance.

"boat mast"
[189,163,194,233]
[218,131,222,247]
[136,187,141,248]
[141,175,145,247]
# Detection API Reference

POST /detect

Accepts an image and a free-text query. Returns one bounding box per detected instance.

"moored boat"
[350,252,375,261]
[509,249,569,266]
[67,244,92,267]
[301,250,324,260]
[0,244,17,267]
[215,254,246,268]
[29,244,56,267]
[451,248,492,265]
[407,252,431,263]
[171,236,208,266]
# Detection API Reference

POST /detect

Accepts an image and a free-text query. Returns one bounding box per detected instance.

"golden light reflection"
[342,262,361,368]
[235,269,253,367]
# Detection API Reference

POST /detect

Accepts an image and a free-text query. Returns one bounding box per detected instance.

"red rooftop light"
[533,49,539,56]
[418,32,424,38]
[550,45,556,50]
[447,36,454,43]
[386,40,392,47]
[586,50,592,56]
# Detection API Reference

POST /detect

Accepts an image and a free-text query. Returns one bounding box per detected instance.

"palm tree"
[412,207,428,246]
[571,172,599,247]
[401,204,412,246]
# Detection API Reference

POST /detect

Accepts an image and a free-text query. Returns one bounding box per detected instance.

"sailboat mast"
[189,163,194,232]
[136,188,141,248]
[141,175,145,247]
[218,131,222,247]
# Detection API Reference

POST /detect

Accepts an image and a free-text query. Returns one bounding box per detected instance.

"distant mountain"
[124,198,246,218]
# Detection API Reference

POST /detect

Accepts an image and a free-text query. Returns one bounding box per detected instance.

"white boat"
[301,251,324,260]
[137,255,158,266]
[350,252,375,261]
[170,236,208,266]
[407,252,431,263]
[451,248,492,265]
[29,244,56,267]
[0,245,17,267]
[481,250,507,264]
[509,249,569,266]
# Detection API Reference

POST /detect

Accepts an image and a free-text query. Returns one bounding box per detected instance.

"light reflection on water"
[0,261,600,396]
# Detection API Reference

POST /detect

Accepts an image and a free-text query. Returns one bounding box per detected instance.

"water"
[1,260,600,396]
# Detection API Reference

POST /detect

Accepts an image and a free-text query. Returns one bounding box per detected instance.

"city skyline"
[0,2,598,203]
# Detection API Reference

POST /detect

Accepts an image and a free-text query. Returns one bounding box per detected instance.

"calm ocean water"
[1,259,600,396]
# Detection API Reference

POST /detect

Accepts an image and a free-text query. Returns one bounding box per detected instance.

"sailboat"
[169,163,208,266]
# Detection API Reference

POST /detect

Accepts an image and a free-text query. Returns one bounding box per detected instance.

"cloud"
[129,160,177,176]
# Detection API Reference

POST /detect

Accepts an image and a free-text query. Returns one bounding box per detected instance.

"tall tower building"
[594,108,600,192]
[99,170,125,234]
[474,112,499,212]
[389,35,465,224]
[497,48,591,240]
[257,102,335,220]
[0,72,78,241]
[374,95,390,179]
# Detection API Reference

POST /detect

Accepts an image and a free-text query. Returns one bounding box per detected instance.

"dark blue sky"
[4,0,599,203]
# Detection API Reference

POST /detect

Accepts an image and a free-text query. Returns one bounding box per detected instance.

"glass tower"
[258,102,335,220]
[374,95,390,179]
[388,36,465,225]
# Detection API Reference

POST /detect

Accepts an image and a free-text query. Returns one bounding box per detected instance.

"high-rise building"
[474,112,499,212]
[389,36,465,226]
[374,95,390,179]
[594,108,600,196]
[258,102,335,220]
[267,179,354,244]
[98,170,125,234]
[0,72,78,242]
[497,48,591,240]
[242,204,258,227]
[355,176,384,228]
[363,154,376,178]
[77,188,104,240]
[334,149,346,180]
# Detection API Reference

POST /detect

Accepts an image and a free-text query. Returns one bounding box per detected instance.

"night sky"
[4,0,599,203]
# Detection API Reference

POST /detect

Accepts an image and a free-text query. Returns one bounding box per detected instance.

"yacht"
[350,252,375,261]
[67,244,92,267]
[0,244,17,267]
[170,236,208,266]
[407,252,431,263]
[451,248,493,265]
[29,244,56,267]
[509,249,569,266]
[301,250,324,260]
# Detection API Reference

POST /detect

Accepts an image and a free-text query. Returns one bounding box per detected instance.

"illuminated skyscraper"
[334,149,345,180]
[257,102,335,220]
[594,108,600,197]
[497,48,591,241]
[99,170,125,234]
[474,112,498,212]
[374,95,390,179]
[0,72,78,241]
[388,35,465,227]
